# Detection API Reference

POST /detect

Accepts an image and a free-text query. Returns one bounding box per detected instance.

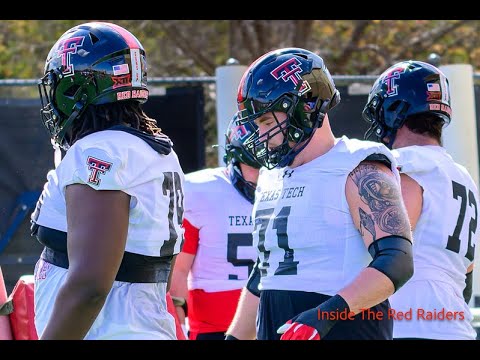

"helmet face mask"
[224,115,260,204]
[362,60,452,148]
[236,47,340,169]
[224,115,261,169]
[38,69,65,144]
[38,22,149,150]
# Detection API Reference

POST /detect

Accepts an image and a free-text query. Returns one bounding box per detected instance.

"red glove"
[277,319,320,340]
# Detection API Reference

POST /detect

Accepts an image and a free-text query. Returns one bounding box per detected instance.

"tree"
[1,20,479,166]
[118,20,480,76]
[1,20,479,78]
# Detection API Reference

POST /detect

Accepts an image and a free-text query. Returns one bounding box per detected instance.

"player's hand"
[277,295,349,340]
[277,319,320,340]
[277,306,321,340]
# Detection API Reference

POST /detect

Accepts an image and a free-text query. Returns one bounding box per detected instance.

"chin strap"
[364,121,397,150]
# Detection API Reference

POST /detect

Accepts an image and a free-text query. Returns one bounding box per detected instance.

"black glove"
[277,294,350,340]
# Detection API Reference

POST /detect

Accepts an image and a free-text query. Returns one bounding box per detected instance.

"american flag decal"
[427,83,440,92]
[113,64,130,76]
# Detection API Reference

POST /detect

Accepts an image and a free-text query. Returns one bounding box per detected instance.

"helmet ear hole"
[387,100,402,112]
[64,84,81,98]
[387,100,410,127]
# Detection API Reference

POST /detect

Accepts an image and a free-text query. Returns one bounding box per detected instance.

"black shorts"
[257,290,393,340]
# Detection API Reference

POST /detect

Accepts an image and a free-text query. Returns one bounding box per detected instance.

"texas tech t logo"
[270,58,311,95]
[87,156,112,186]
[382,66,404,97]
[230,124,251,143]
[57,36,85,77]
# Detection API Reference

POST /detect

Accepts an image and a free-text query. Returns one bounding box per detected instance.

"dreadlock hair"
[404,113,445,145]
[67,101,163,146]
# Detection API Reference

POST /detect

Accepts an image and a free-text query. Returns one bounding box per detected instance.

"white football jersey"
[34,130,185,257]
[389,145,478,340]
[184,167,257,292]
[255,136,399,295]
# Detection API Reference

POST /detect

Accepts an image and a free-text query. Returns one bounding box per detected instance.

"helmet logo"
[270,58,311,95]
[382,66,404,97]
[429,103,452,116]
[57,36,85,77]
[112,74,132,89]
[116,89,148,101]
[230,124,251,142]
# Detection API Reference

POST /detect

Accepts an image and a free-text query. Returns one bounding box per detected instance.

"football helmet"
[363,60,451,148]
[236,47,340,169]
[224,115,260,204]
[38,22,149,150]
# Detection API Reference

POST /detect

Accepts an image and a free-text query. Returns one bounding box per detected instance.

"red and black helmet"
[38,22,149,149]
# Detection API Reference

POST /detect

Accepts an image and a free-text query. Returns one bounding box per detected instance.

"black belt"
[35,225,172,283]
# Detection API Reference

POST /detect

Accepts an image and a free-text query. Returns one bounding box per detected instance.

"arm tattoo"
[350,162,410,238]
[359,208,376,240]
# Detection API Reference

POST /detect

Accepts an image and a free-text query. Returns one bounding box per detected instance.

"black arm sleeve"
[464,270,473,304]
[246,258,261,298]
[367,235,414,292]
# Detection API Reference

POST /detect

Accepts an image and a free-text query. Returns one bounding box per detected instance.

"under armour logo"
[283,170,294,178]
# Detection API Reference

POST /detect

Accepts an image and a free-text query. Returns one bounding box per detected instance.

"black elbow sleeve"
[367,235,414,292]
[464,271,473,304]
[246,258,261,298]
